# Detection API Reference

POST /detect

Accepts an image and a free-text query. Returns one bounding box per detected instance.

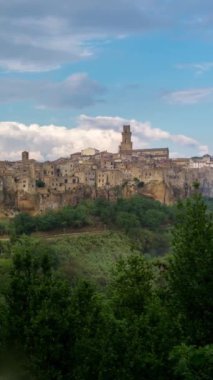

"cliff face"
[0,167,212,215]
[136,167,213,204]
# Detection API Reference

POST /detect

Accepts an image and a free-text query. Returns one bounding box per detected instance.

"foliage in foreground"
[169,190,213,345]
[0,191,212,379]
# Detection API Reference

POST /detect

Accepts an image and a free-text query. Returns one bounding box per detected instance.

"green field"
[51,231,138,285]
[0,231,139,291]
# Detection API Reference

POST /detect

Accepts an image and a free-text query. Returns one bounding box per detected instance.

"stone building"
[119,124,169,161]
[189,155,213,169]
[119,125,133,154]
[0,123,211,214]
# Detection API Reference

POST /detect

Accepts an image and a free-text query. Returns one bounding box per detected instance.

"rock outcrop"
[1,166,213,216]
[136,167,213,204]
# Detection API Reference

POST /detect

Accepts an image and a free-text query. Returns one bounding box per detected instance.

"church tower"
[119,125,133,153]
[22,151,29,162]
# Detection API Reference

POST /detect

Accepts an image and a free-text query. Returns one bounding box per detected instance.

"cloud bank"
[1,0,213,72]
[0,74,106,109]
[0,115,208,161]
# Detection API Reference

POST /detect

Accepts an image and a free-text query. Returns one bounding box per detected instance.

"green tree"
[13,212,36,235]
[170,344,213,380]
[111,254,153,318]
[69,281,105,380]
[7,237,72,380]
[144,209,167,230]
[0,298,8,362]
[116,211,140,233]
[169,189,213,345]
[108,255,175,380]
[35,179,45,188]
[0,222,6,236]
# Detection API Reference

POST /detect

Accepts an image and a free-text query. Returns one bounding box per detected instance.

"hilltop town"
[0,125,213,215]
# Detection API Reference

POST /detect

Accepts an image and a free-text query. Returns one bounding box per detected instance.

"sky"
[0,0,213,161]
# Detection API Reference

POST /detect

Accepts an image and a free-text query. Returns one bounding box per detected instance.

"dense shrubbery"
[9,196,174,256]
[93,195,174,231]
[0,220,10,236]
[11,204,92,236]
[11,196,174,236]
[0,191,212,379]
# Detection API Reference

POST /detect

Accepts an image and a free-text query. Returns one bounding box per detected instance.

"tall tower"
[119,125,133,153]
[22,151,29,162]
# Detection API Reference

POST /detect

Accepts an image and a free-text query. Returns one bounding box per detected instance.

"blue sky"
[0,0,213,160]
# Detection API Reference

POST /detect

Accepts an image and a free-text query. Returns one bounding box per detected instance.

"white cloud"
[176,62,213,75]
[164,88,213,104]
[0,115,208,161]
[78,115,201,147]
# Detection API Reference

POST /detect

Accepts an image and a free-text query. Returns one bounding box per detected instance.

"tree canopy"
[0,191,212,379]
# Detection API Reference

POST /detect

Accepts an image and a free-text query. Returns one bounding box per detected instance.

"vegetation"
[7,196,174,256]
[0,191,212,379]
[53,232,137,285]
[0,219,10,236]
[169,190,213,346]
[35,179,45,188]
[9,195,174,234]
[205,197,213,212]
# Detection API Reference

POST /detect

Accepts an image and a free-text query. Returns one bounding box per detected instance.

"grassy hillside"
[0,226,171,292]
[0,195,174,294]
[2,194,212,289]
[0,232,139,290]
[51,231,137,285]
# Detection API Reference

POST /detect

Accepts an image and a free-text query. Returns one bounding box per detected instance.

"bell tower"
[22,151,29,162]
[119,125,133,153]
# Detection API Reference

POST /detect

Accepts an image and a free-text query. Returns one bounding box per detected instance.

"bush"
[35,179,45,188]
